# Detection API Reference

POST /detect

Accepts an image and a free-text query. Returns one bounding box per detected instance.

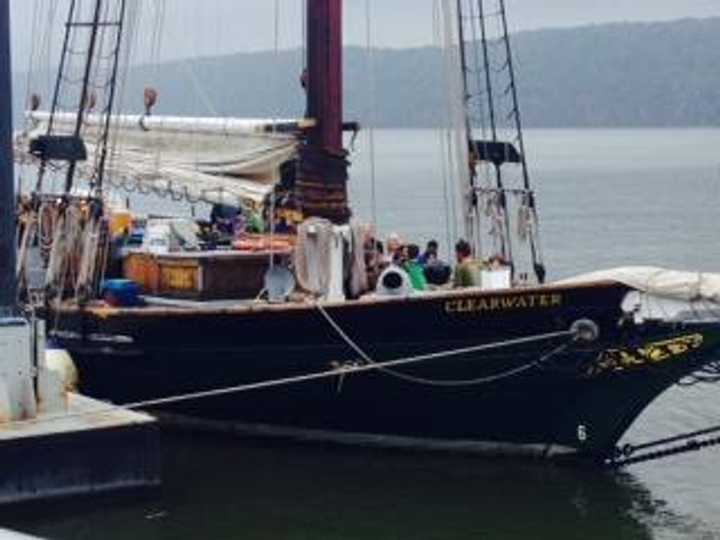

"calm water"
[5,129,720,539]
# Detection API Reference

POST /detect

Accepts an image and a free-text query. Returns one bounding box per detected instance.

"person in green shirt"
[403,244,427,291]
[453,239,484,288]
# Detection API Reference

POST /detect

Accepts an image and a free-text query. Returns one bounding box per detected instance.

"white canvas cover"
[557,266,720,303]
[18,112,302,208]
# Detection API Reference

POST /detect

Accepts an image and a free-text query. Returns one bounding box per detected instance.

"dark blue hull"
[50,281,720,461]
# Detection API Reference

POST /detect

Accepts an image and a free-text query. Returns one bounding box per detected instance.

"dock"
[0,317,160,505]
[0,394,158,505]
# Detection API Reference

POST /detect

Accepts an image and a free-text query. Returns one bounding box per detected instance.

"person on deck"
[453,239,484,288]
[423,240,452,287]
[385,232,403,265]
[273,217,292,235]
[363,227,384,290]
[210,204,241,236]
[404,244,427,291]
[418,240,439,266]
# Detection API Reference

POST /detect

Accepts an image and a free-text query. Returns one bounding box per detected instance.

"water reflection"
[0,432,679,540]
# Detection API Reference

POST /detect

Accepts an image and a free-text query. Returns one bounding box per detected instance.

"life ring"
[232,235,293,252]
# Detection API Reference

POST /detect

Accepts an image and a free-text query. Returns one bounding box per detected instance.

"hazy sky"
[10,0,720,70]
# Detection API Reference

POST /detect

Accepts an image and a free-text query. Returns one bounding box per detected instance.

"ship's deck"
[46,279,626,319]
[142,295,258,310]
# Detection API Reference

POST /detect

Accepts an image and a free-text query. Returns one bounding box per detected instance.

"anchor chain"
[608,424,720,467]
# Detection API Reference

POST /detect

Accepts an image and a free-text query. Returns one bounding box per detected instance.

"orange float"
[232,234,295,253]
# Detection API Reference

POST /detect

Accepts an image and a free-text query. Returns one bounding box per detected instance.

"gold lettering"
[666,342,689,356]
[619,351,644,367]
[445,293,564,316]
[161,267,195,290]
[648,346,670,363]
[590,333,706,377]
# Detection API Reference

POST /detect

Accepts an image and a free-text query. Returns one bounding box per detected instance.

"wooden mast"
[296,0,351,224]
[0,0,16,314]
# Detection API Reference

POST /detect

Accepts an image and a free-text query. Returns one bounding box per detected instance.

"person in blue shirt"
[210,204,241,236]
[418,239,439,266]
[420,239,452,286]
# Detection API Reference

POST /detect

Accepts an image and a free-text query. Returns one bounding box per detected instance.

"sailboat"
[13,0,720,465]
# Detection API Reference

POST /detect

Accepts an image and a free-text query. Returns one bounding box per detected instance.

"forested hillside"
[14,17,720,127]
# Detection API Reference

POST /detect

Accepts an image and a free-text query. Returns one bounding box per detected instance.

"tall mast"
[0,0,16,315]
[296,0,351,225]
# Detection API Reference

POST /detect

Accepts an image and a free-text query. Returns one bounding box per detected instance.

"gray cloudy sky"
[10,0,720,70]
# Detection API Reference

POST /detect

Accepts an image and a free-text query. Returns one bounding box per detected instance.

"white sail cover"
[557,267,720,303]
[18,111,306,208]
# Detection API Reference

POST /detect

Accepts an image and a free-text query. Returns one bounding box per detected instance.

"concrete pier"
[0,394,159,504]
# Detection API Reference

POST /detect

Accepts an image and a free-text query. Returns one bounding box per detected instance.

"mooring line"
[315,301,575,387]
[6,324,579,429]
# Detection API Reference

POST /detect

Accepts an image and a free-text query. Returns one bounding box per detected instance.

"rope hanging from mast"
[432,0,459,253]
[16,0,132,309]
[437,0,471,254]
[363,0,379,230]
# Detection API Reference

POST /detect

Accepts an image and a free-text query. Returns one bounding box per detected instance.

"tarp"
[557,266,720,303]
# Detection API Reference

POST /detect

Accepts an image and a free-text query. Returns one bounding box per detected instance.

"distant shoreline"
[12,17,720,129]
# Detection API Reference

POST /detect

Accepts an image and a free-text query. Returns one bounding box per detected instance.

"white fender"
[38,348,78,414]
[45,348,79,393]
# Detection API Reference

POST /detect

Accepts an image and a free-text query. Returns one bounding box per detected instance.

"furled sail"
[18,111,309,208]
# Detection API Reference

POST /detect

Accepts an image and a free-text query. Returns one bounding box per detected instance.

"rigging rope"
[440,0,473,251]
[107,0,141,188]
[364,0,379,228]
[433,0,460,248]
[268,0,283,269]
[432,0,456,253]
[301,0,307,70]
